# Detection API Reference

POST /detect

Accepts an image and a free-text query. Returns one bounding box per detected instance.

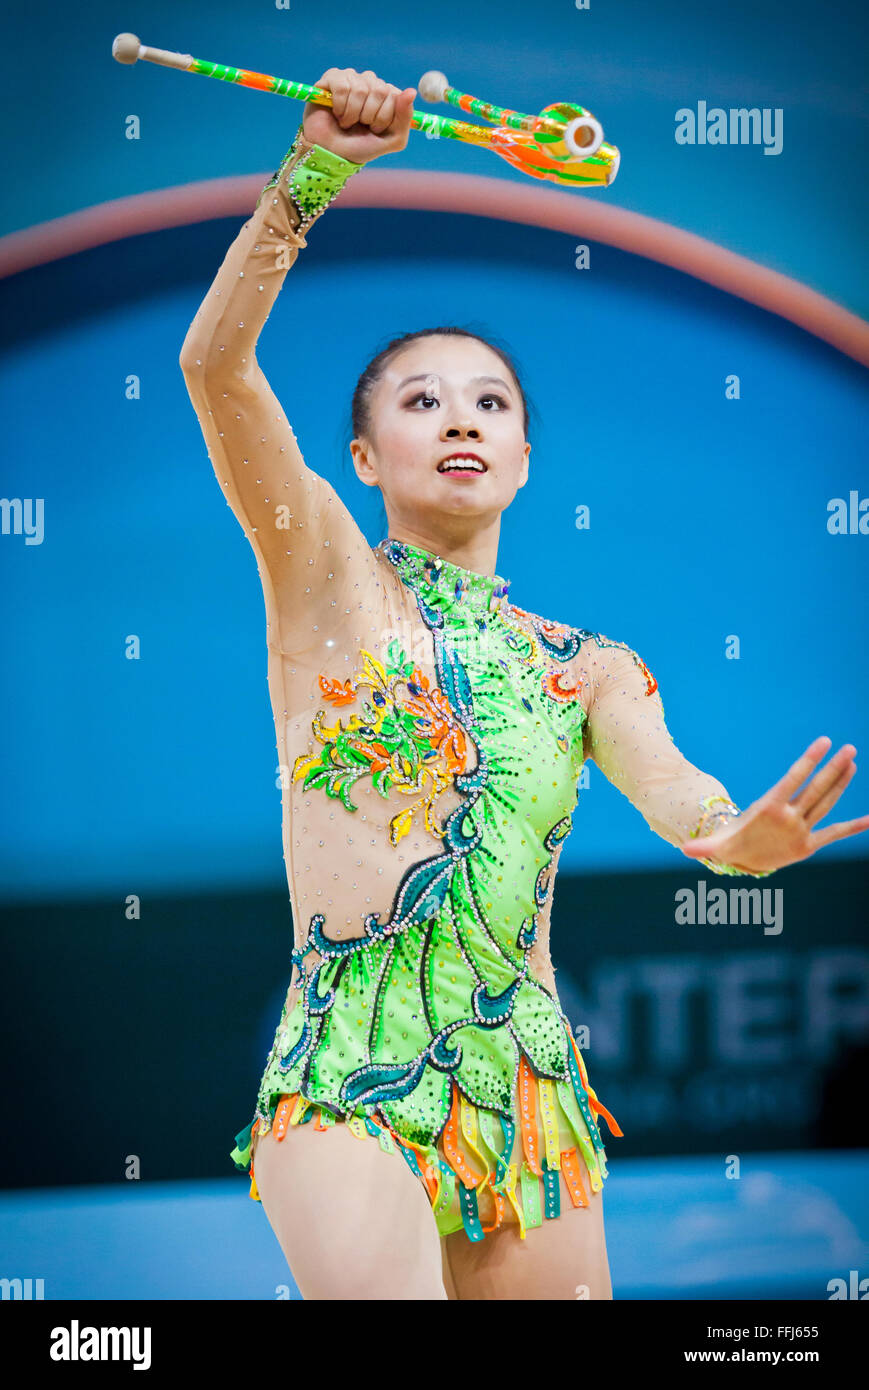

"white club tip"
[418,70,449,104]
[564,115,603,161]
[112,32,142,65]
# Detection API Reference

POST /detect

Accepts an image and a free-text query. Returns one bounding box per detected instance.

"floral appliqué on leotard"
[293,640,470,846]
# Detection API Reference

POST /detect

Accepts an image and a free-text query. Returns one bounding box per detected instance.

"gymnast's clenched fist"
[302,68,416,165]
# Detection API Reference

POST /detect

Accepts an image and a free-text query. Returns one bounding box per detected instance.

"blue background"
[0,0,867,1305]
[1,0,867,900]
[4,0,867,315]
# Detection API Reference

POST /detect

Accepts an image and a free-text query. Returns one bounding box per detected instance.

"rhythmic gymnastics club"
[111,34,620,189]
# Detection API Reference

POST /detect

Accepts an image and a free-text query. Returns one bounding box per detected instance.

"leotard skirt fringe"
[230,972,621,1242]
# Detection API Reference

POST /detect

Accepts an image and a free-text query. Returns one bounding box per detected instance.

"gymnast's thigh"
[441,1185,613,1301]
[251,1120,449,1300]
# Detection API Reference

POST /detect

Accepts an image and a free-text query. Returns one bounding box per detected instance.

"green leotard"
[180,128,769,1244]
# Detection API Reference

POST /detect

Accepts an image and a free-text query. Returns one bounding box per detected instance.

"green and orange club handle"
[111,32,620,189]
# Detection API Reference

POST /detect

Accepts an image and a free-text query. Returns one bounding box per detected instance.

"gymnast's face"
[350,336,531,541]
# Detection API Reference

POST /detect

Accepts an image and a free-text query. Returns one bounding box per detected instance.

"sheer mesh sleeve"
[178,137,377,647]
[581,636,770,876]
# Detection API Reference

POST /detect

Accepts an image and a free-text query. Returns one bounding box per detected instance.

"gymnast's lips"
[437,452,489,474]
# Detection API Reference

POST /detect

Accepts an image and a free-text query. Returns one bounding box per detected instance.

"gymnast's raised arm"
[178,69,417,641]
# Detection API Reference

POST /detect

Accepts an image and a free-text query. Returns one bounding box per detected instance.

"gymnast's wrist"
[257,123,363,226]
[688,795,774,878]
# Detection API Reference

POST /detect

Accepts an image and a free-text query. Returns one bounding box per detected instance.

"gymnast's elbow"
[178,312,235,380]
[179,328,204,382]
[179,341,248,408]
[179,332,216,383]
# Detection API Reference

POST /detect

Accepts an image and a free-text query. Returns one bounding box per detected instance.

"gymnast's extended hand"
[301,67,417,164]
[679,737,869,874]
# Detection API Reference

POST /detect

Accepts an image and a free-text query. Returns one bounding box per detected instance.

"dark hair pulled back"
[349,325,535,446]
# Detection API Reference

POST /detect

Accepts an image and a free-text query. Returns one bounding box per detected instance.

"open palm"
[680,736,869,874]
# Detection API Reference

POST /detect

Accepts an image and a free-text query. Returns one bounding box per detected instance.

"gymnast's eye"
[405,392,508,410]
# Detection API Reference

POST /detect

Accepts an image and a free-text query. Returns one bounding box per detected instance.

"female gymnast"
[179,67,868,1301]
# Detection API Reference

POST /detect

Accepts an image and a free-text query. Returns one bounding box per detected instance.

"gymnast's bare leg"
[441,1185,613,1301]
[251,1121,449,1300]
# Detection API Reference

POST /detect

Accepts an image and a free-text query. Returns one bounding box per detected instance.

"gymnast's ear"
[349,438,380,488]
[516,442,531,489]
